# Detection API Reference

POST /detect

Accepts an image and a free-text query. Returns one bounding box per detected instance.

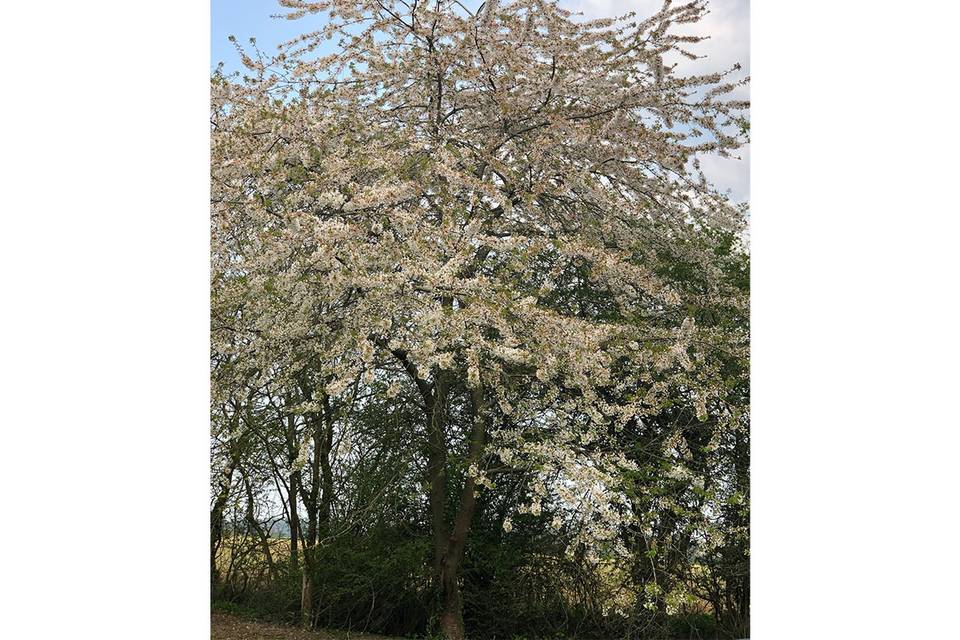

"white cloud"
[566,1,750,201]
[698,143,749,202]
[566,0,749,72]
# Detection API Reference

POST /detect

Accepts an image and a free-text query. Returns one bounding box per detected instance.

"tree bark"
[387,345,488,639]
[287,468,301,570]
[300,387,335,628]
[300,409,320,627]
[210,440,241,594]
[436,386,488,639]
[429,378,487,639]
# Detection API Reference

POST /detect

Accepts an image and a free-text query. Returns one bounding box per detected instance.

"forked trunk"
[387,345,487,640]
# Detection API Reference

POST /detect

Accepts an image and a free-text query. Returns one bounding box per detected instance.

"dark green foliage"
[305,530,433,636]
[215,561,302,624]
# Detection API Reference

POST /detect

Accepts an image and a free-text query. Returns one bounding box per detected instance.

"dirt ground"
[211,611,399,640]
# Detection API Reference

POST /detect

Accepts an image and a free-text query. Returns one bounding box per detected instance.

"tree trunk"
[300,406,321,628]
[438,557,466,640]
[288,468,301,570]
[388,345,487,640]
[432,384,488,640]
[300,387,335,628]
[318,392,335,532]
[210,445,240,594]
[300,553,315,627]
[286,413,301,571]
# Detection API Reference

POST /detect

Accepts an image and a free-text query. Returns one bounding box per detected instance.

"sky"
[211,0,749,201]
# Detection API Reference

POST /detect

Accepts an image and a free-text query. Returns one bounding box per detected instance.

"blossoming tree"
[212,1,748,637]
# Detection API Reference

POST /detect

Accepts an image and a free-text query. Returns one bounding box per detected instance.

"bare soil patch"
[211,611,400,640]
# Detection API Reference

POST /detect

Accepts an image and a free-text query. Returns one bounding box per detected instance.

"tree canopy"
[211,1,749,638]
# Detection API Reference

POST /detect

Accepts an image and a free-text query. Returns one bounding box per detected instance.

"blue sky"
[211,0,308,71]
[211,0,749,201]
